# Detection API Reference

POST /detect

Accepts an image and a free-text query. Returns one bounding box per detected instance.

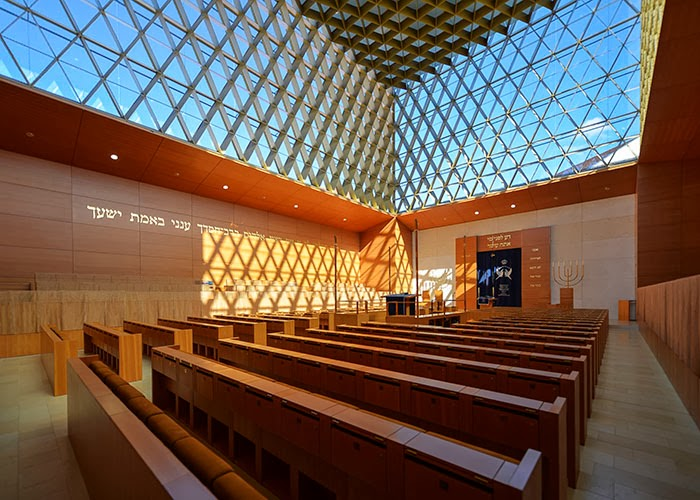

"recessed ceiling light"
[604,186,611,191]
[553,196,559,200]
[474,210,480,215]
[110,154,119,160]
[174,172,180,177]
[223,185,229,190]
[25,132,34,138]
[293,204,299,209]
[510,204,516,208]
[343,218,348,222]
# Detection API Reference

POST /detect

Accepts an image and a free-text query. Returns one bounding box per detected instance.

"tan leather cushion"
[171,436,232,487]
[211,471,265,500]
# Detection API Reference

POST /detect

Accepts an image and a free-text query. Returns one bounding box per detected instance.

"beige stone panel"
[71,167,139,205]
[0,181,72,221]
[536,203,583,227]
[72,194,139,230]
[140,231,192,260]
[0,214,73,251]
[192,195,234,221]
[73,251,140,275]
[581,194,635,221]
[0,246,73,277]
[72,223,140,255]
[582,215,635,241]
[0,150,72,192]
[139,183,192,214]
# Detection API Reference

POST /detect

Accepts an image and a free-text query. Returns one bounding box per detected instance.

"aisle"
[570,322,700,499]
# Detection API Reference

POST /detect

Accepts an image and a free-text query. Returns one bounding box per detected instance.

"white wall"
[417,195,636,317]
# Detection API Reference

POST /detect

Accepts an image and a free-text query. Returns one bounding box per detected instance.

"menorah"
[552,260,584,309]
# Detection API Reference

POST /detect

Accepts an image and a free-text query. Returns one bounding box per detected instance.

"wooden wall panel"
[72,224,140,255]
[638,275,700,427]
[638,159,700,286]
[0,181,72,221]
[0,246,73,277]
[140,256,193,278]
[71,167,140,205]
[73,251,141,275]
[522,227,551,308]
[0,214,72,250]
[0,150,72,192]
[140,232,191,260]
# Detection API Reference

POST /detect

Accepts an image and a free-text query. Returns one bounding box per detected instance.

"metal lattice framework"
[0,0,396,210]
[299,0,556,87]
[393,0,641,211]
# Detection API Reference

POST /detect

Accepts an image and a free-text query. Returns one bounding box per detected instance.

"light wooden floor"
[0,322,698,499]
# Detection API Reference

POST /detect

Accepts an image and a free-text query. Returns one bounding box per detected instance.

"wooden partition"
[66,357,216,499]
[157,318,233,360]
[83,322,142,382]
[123,320,193,355]
[187,316,266,345]
[152,346,543,500]
[40,324,77,396]
[257,313,319,336]
[638,274,700,427]
[215,314,294,335]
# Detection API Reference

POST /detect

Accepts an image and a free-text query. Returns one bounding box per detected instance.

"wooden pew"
[187,316,267,345]
[215,314,294,336]
[366,320,601,378]
[123,320,193,355]
[40,324,78,396]
[308,326,591,419]
[256,313,319,336]
[157,318,233,360]
[83,322,142,382]
[67,357,264,499]
[266,331,581,488]
[152,346,543,500]
[217,338,568,499]
[339,323,596,401]
[454,323,603,373]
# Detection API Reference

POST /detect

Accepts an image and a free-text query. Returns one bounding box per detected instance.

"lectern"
[385,294,416,316]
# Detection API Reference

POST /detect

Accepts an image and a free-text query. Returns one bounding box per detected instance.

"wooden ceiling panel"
[528,179,582,210]
[143,138,223,185]
[487,189,536,217]
[0,80,82,165]
[578,166,637,202]
[73,112,162,180]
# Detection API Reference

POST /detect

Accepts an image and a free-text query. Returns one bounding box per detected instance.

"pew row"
[217,338,568,499]
[152,346,543,500]
[215,314,294,335]
[339,323,596,403]
[266,332,581,489]
[157,318,233,360]
[318,326,591,418]
[366,320,601,378]
[188,316,267,345]
[123,320,193,355]
[40,324,78,396]
[257,313,320,336]
[67,356,265,499]
[83,322,142,382]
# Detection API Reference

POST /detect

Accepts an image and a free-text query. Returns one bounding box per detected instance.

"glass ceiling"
[393,0,641,211]
[0,0,396,210]
[0,0,641,215]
